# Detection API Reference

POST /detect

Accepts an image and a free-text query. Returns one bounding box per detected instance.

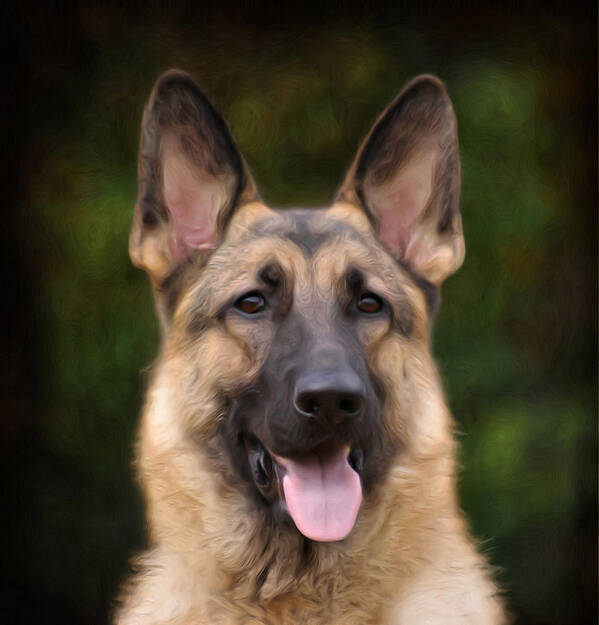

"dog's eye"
[357,293,383,314]
[234,291,266,315]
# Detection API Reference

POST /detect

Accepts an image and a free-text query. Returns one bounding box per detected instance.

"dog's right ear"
[130,70,259,285]
[337,76,464,285]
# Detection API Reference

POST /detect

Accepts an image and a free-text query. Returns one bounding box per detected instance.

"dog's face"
[130,71,464,543]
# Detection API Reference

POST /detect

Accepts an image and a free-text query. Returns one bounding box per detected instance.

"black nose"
[294,370,365,424]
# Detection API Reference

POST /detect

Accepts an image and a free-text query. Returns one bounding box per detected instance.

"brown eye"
[357,293,382,314]
[234,291,266,315]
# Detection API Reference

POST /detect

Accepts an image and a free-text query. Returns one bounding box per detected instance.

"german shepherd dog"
[116,70,507,624]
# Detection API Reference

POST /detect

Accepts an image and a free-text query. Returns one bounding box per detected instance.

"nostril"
[338,397,355,414]
[338,395,362,417]
[306,398,319,415]
[295,394,320,417]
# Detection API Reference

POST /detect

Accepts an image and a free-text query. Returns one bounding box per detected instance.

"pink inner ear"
[162,140,227,265]
[367,147,437,260]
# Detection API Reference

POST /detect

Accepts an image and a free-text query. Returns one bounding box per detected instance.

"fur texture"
[115,70,507,625]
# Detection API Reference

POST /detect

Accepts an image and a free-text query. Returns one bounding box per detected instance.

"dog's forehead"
[257,209,361,254]
[229,202,375,257]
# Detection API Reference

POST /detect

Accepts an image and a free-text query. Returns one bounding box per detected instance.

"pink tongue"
[276,445,362,542]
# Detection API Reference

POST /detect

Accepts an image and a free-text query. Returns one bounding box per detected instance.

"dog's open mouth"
[245,436,363,542]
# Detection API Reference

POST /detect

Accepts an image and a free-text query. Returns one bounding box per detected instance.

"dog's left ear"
[130,70,259,286]
[338,75,464,285]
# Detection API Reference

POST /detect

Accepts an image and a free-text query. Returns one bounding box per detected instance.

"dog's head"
[130,71,463,544]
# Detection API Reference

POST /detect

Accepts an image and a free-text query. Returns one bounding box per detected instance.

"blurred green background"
[4,3,596,624]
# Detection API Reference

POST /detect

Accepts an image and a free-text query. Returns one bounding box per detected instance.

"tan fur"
[116,71,507,624]
[116,201,506,625]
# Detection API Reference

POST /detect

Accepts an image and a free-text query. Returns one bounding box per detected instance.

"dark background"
[3,3,597,624]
